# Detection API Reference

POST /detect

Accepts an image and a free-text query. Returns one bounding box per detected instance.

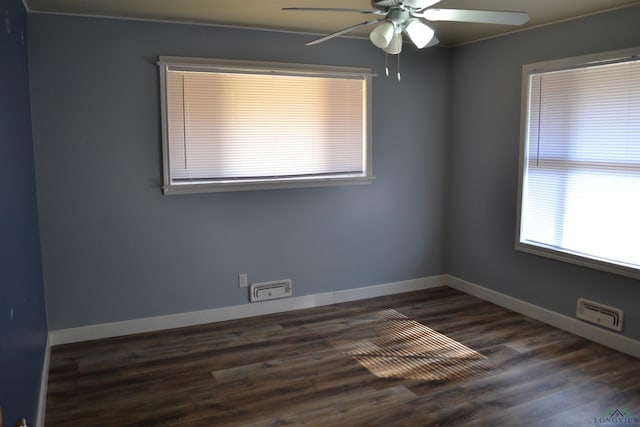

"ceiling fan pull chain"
[385,53,390,77]
[397,54,401,81]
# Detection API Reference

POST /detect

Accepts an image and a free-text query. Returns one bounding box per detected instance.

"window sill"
[162,175,375,195]
[515,241,640,281]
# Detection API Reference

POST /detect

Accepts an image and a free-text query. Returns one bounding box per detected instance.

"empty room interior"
[2,0,640,425]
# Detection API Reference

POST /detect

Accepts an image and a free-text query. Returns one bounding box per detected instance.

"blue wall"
[446,5,640,340]
[0,0,48,424]
[28,15,451,329]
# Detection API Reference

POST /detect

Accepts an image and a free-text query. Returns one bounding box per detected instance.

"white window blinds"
[158,57,372,194]
[518,50,640,278]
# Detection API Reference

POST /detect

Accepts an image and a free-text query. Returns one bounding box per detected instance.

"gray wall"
[28,15,451,330]
[446,5,640,341]
[0,0,48,423]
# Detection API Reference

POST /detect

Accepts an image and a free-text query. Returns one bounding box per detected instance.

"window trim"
[158,56,374,195]
[515,46,640,280]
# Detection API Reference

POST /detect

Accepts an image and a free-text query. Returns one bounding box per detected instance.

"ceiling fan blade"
[305,19,383,46]
[422,8,530,25]
[283,7,380,15]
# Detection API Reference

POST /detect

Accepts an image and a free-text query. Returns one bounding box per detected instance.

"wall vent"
[250,279,292,302]
[576,298,623,331]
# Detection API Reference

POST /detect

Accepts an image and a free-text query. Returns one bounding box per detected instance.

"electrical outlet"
[238,273,248,288]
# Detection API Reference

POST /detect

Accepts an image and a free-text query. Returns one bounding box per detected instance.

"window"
[517,47,640,280]
[158,56,373,194]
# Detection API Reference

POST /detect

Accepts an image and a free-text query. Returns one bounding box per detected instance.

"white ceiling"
[23,0,640,46]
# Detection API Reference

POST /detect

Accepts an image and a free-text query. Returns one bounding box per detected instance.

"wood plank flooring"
[45,287,640,426]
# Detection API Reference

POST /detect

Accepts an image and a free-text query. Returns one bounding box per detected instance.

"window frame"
[515,47,640,280]
[158,56,374,195]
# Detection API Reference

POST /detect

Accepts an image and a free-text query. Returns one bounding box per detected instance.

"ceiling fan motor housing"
[372,0,439,11]
[388,9,410,27]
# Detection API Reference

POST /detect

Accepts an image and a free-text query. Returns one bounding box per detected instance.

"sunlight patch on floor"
[331,309,493,381]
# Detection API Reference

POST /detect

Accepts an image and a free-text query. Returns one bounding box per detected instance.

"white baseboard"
[444,274,640,359]
[36,335,50,427]
[49,276,446,346]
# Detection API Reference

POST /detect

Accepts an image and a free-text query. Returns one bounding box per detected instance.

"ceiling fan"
[283,0,530,54]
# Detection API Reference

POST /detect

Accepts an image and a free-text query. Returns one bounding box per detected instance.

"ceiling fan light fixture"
[384,31,403,55]
[404,19,435,49]
[369,21,395,49]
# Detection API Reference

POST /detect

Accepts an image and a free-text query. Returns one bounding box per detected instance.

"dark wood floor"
[45,287,640,426]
